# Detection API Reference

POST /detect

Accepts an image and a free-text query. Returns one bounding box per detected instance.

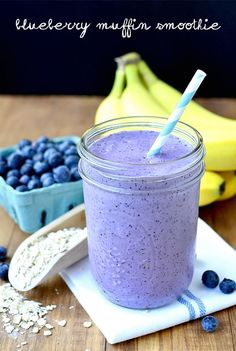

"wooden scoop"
[9,204,88,291]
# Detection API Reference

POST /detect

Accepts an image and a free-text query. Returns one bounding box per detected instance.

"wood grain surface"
[0,96,235,351]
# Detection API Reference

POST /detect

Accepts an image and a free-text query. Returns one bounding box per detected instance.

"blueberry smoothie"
[79,118,205,309]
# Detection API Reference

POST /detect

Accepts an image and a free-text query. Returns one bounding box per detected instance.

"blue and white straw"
[147,69,206,157]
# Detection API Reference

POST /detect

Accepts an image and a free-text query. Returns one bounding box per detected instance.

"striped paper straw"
[147,69,206,157]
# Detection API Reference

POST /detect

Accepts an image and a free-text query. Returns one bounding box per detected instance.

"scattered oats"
[57,320,67,327]
[0,283,56,340]
[13,228,87,290]
[21,341,27,346]
[13,315,22,324]
[83,321,92,328]
[43,330,52,336]
[16,345,21,348]
[37,318,46,327]
[69,306,74,309]
[5,325,14,334]
[31,326,39,334]
[45,323,54,330]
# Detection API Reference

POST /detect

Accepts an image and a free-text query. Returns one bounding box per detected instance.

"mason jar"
[78,117,205,309]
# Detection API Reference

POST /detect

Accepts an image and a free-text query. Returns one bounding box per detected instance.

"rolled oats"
[14,228,86,290]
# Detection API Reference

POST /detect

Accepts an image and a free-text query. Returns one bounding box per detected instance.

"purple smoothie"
[79,127,204,309]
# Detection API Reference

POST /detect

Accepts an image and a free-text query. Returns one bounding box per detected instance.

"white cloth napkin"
[61,218,236,344]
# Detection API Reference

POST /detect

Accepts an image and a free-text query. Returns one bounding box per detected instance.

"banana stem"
[109,65,125,98]
[138,60,159,87]
[125,63,141,85]
[117,52,141,65]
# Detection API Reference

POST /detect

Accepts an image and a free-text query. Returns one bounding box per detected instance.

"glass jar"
[78,117,205,309]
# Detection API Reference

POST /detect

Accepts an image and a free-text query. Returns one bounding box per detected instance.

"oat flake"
[45,323,54,329]
[57,320,67,327]
[83,321,92,328]
[43,330,52,336]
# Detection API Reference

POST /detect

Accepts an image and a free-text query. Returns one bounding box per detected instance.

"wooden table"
[0,96,235,351]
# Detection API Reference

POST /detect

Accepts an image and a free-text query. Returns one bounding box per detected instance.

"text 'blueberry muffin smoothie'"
[78,117,205,309]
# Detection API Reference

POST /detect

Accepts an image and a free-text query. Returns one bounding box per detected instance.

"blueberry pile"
[0,136,81,192]
[0,245,9,281]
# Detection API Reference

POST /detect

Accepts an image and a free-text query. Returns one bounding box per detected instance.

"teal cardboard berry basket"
[0,136,84,234]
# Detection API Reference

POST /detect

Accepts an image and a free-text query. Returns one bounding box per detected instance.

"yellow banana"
[134,59,236,170]
[138,59,236,129]
[217,171,236,200]
[199,171,225,206]
[201,130,236,171]
[94,65,125,125]
[121,63,168,117]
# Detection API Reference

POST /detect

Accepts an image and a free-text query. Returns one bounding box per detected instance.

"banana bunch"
[95,52,236,206]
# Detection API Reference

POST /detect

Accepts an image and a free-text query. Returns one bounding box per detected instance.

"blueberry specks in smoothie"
[82,129,202,308]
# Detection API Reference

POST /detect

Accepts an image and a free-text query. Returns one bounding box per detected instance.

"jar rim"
[78,116,204,170]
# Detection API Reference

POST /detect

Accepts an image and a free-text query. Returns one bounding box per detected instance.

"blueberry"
[15,185,28,192]
[202,270,219,289]
[0,161,8,176]
[64,155,80,169]
[201,316,219,333]
[7,153,24,169]
[19,174,30,185]
[44,148,58,161]
[33,161,50,174]
[48,152,63,167]
[28,178,41,190]
[20,163,33,175]
[64,146,78,156]
[25,159,34,165]
[40,172,53,183]
[31,142,38,151]
[7,169,20,178]
[58,140,75,153]
[33,153,44,162]
[37,143,48,153]
[46,142,57,151]
[219,278,236,294]
[70,167,81,181]
[19,139,31,149]
[20,145,35,159]
[37,136,49,144]
[0,154,7,162]
[0,246,7,261]
[42,177,55,187]
[53,165,71,183]
[6,176,19,188]
[0,263,9,281]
